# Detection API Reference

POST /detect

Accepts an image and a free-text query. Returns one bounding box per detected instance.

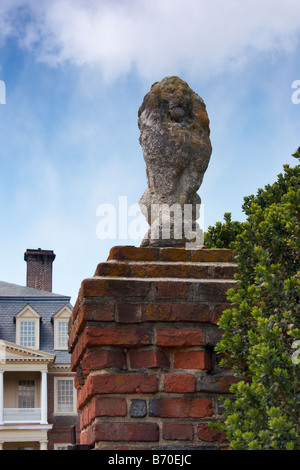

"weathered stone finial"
[138,76,212,247]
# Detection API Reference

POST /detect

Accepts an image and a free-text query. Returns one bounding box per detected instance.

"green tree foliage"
[213,157,300,450]
[204,212,244,249]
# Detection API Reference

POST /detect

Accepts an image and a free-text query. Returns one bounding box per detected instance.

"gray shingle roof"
[0,281,70,299]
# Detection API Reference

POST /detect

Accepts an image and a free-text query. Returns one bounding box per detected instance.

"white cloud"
[1,0,300,81]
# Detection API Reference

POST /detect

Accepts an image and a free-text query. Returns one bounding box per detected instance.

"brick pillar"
[68,246,238,450]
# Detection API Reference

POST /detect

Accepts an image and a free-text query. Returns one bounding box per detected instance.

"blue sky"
[0,0,299,304]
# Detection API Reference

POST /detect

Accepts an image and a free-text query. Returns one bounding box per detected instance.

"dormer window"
[15,305,41,350]
[53,306,72,350]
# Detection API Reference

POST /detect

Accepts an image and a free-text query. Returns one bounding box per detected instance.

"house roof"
[0,281,70,301]
[0,281,73,364]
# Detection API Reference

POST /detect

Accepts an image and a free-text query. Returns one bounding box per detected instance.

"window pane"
[57,321,68,349]
[20,321,35,348]
[57,379,74,413]
[18,380,35,408]
[56,445,69,450]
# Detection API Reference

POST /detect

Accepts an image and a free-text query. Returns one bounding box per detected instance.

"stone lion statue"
[138,76,212,247]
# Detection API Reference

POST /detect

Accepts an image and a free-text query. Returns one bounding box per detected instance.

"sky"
[0,0,299,304]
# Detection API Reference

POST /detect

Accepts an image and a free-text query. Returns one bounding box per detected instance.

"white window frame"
[15,305,40,350]
[53,443,70,450]
[54,377,77,415]
[53,306,72,350]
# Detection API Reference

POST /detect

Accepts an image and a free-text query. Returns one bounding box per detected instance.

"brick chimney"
[24,248,56,292]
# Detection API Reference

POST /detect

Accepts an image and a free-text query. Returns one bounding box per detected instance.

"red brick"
[70,335,85,371]
[75,363,87,388]
[195,281,235,303]
[81,407,87,428]
[149,398,213,418]
[156,328,204,348]
[147,263,234,280]
[145,303,210,322]
[93,422,159,442]
[71,296,80,323]
[86,373,158,397]
[82,349,126,371]
[190,249,236,263]
[147,264,190,278]
[81,278,151,299]
[213,265,236,279]
[83,325,153,348]
[204,327,224,347]
[71,325,153,371]
[211,304,232,324]
[163,373,195,393]
[129,349,170,369]
[198,374,239,393]
[174,350,212,370]
[116,303,142,323]
[90,397,127,419]
[162,423,193,441]
[154,281,188,300]
[68,316,80,352]
[94,262,131,277]
[197,423,227,442]
[80,300,115,323]
[80,430,88,446]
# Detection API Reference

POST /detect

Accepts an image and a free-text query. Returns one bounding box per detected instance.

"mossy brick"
[190,249,236,263]
[158,248,190,262]
[79,300,115,323]
[147,264,190,278]
[144,303,210,322]
[212,265,237,279]
[146,263,236,280]
[130,263,148,277]
[153,281,189,300]
[80,278,152,299]
[94,262,131,277]
[107,246,159,262]
[194,281,236,302]
[116,303,142,323]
